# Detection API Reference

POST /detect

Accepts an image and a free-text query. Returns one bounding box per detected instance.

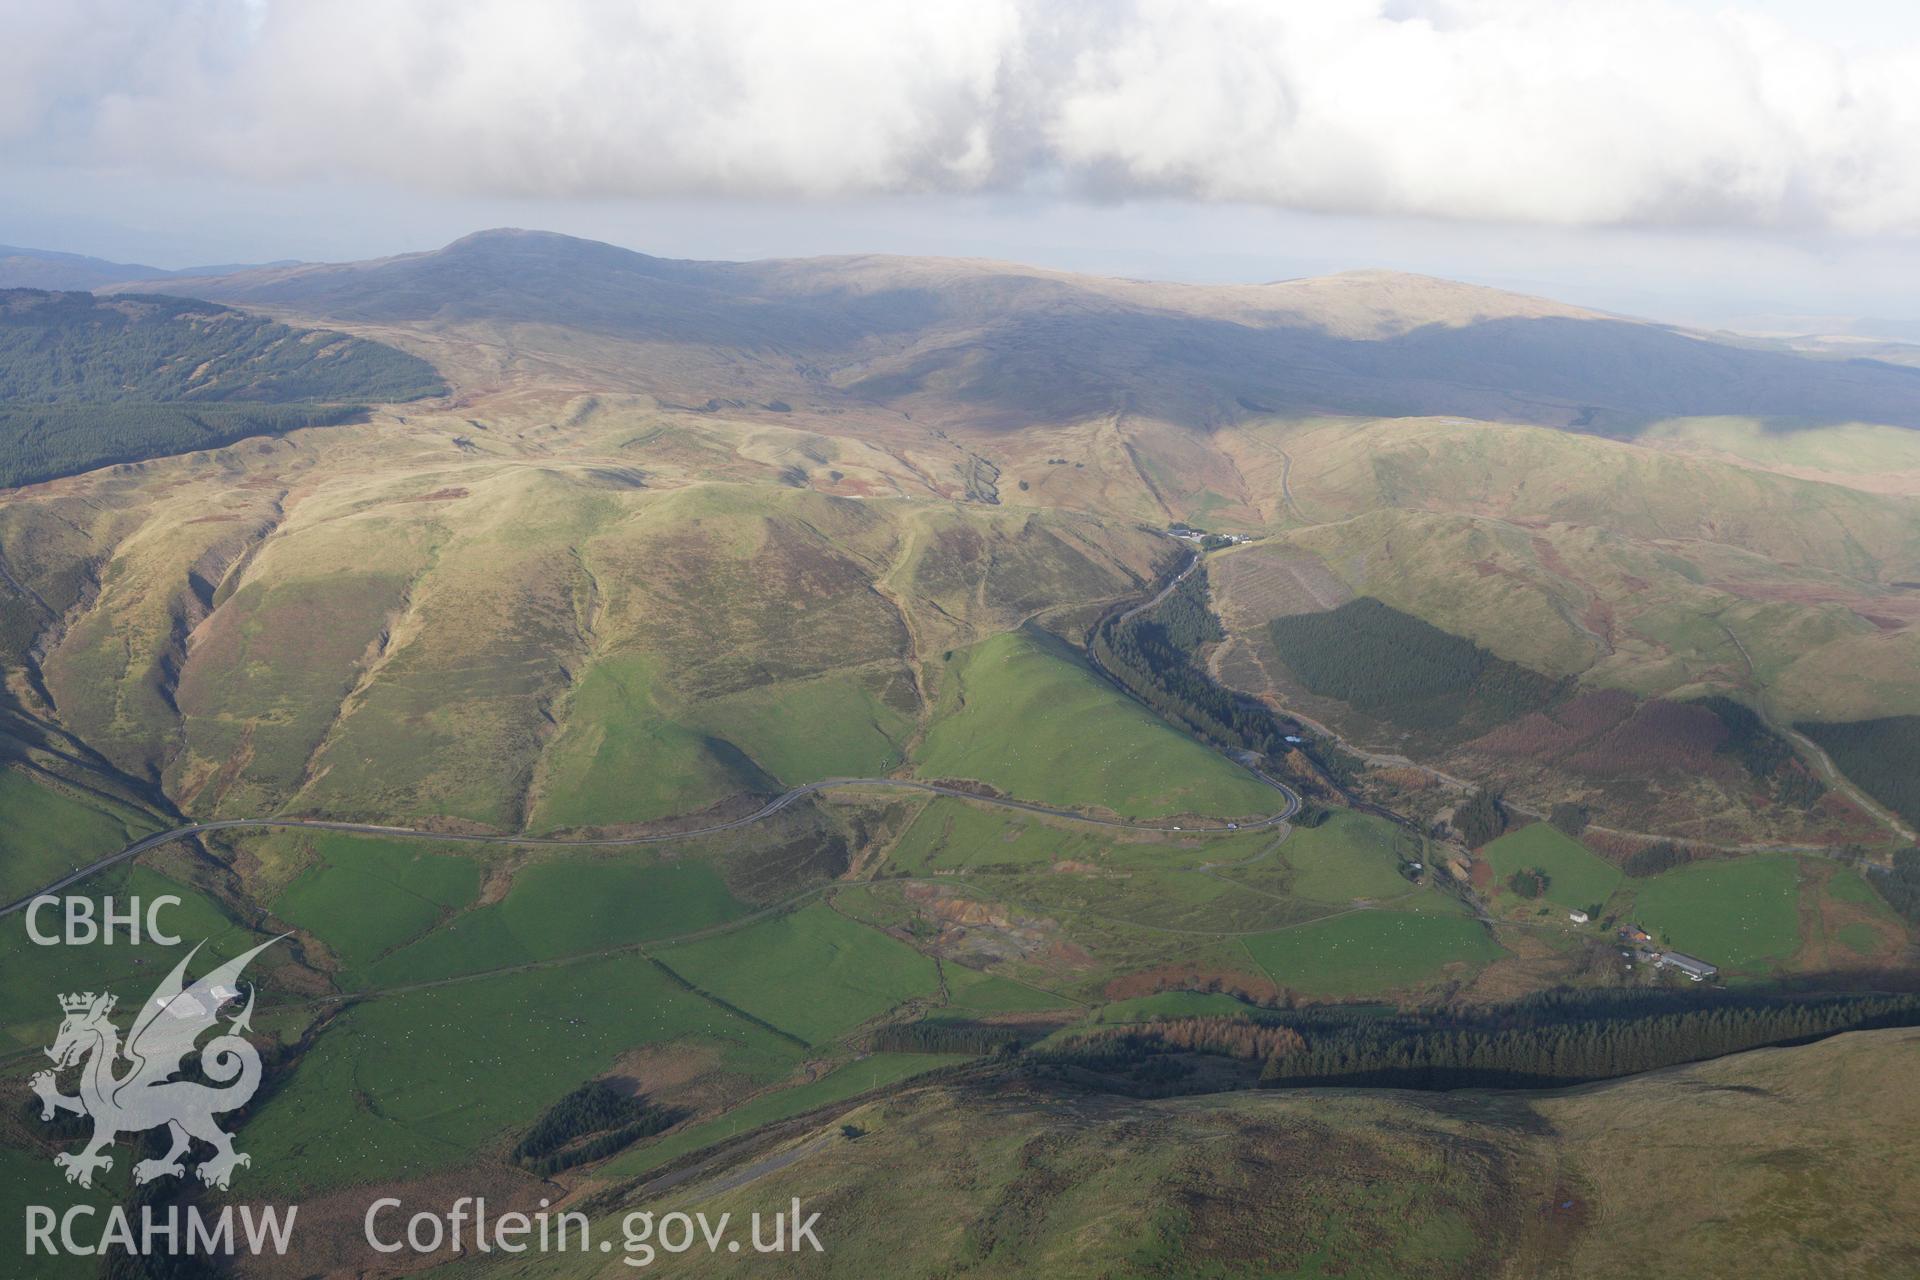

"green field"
[888,797,1120,873]
[1242,910,1503,997]
[362,853,747,988]
[913,628,1279,819]
[242,953,802,1194]
[0,864,267,1052]
[941,964,1076,1018]
[660,903,941,1046]
[1480,822,1623,912]
[271,834,482,972]
[1278,810,1424,902]
[0,767,158,905]
[1630,856,1804,971]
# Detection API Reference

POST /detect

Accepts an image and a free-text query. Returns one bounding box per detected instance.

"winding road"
[0,772,1299,920]
[1116,545,1203,626]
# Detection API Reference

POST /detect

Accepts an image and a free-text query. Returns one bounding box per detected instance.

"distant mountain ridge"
[130,228,1920,435]
[0,243,299,292]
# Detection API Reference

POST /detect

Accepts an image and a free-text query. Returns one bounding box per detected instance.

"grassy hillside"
[1225,417,1920,706]
[1532,1028,1920,1278]
[526,653,776,833]
[818,797,1499,1010]
[10,451,1164,831]
[0,812,878,1212]
[269,833,483,974]
[913,627,1279,819]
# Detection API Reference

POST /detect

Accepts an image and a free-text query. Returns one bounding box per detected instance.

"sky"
[4,0,1920,335]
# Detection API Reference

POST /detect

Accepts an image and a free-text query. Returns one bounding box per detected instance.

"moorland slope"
[546,1027,1920,1280]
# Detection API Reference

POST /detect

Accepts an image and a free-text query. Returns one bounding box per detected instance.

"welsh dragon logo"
[30,937,282,1190]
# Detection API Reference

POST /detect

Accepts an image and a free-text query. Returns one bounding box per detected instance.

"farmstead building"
[1658,952,1718,981]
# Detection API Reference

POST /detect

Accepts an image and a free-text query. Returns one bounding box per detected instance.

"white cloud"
[5,0,1920,234]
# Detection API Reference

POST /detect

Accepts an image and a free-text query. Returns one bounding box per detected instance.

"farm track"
[1783,727,1919,844]
[1,773,1300,920]
[1275,444,1306,524]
